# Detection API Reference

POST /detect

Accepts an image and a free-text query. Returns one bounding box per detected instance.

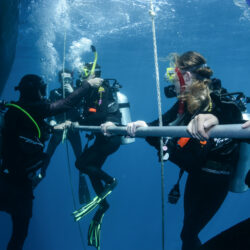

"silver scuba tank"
[116,91,135,145]
[229,112,250,193]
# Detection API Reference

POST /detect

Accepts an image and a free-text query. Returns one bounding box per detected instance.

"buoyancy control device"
[221,92,250,192]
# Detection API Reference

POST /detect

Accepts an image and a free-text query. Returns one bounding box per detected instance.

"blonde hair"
[168,51,213,113]
[183,81,211,114]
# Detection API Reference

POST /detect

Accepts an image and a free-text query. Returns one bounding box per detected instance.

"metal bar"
[72,124,250,139]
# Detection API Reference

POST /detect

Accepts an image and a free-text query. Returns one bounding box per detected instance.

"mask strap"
[175,67,186,114]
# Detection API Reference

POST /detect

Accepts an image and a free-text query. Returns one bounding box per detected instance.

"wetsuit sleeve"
[43,81,90,118]
[145,102,179,150]
[147,102,179,127]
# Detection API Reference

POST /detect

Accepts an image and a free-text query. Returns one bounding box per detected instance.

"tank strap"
[118,103,130,108]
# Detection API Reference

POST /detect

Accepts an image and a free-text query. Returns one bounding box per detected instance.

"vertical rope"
[62,30,67,99]
[65,141,86,250]
[149,1,165,250]
[60,8,86,249]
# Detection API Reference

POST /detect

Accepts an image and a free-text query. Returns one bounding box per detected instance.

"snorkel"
[81,45,98,79]
[90,45,98,76]
[175,67,186,114]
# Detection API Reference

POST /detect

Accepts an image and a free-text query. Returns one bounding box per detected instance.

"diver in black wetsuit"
[45,69,90,204]
[125,51,244,250]
[0,74,102,250]
[74,62,122,247]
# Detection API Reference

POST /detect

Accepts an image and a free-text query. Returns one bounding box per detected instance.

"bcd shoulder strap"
[5,103,41,139]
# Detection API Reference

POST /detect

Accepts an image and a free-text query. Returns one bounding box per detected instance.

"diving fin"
[88,202,109,250]
[88,215,104,250]
[73,178,117,222]
[79,172,91,204]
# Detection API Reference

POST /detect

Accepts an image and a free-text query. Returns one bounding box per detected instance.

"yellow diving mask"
[164,67,176,83]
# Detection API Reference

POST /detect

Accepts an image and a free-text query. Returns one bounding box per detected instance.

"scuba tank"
[221,92,250,193]
[106,79,135,145]
[230,114,250,192]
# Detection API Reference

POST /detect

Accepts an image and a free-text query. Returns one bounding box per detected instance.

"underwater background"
[1,0,250,249]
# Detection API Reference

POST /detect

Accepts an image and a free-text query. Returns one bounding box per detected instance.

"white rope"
[149,1,165,250]
[60,11,86,250]
[62,30,67,99]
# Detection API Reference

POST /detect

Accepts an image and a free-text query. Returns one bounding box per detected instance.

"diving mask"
[164,67,176,83]
[61,72,73,84]
[80,65,101,79]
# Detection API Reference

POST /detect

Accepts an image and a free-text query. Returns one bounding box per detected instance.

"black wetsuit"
[146,93,243,250]
[75,80,121,209]
[199,218,250,250]
[45,85,90,204]
[0,82,91,250]
[46,86,82,163]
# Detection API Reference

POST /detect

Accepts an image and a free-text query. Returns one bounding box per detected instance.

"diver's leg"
[46,132,62,158]
[75,139,107,198]
[68,130,82,158]
[43,132,62,174]
[181,171,229,250]
[87,173,106,196]
[7,214,31,250]
[76,134,120,187]
[68,130,91,204]
[199,218,250,250]
[86,134,121,185]
[73,135,120,221]
[7,190,33,250]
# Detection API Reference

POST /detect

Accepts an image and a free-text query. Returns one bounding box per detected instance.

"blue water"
[1,0,250,249]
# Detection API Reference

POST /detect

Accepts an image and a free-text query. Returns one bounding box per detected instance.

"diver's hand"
[187,114,218,140]
[53,120,72,130]
[242,120,250,129]
[127,120,148,137]
[101,121,116,136]
[63,83,74,94]
[88,78,104,88]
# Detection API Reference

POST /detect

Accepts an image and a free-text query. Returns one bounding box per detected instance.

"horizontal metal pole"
[72,124,250,139]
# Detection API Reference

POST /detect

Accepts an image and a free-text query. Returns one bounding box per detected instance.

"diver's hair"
[173,51,213,81]
[182,81,211,114]
[167,51,214,113]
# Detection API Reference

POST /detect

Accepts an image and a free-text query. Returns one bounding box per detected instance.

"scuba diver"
[45,69,90,205]
[123,51,245,250]
[72,50,122,249]
[0,74,103,250]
